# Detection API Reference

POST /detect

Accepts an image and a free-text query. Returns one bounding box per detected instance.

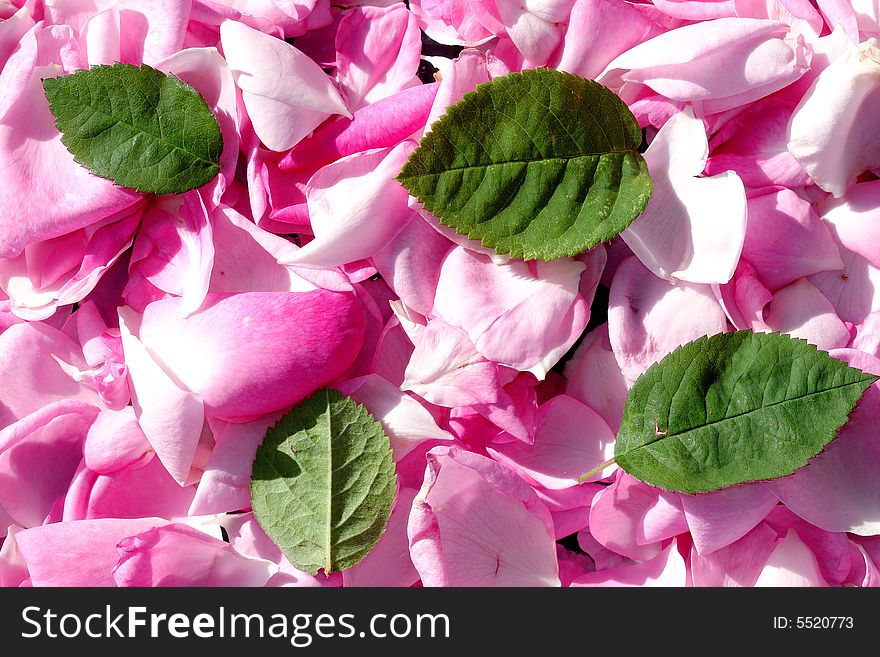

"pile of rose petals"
[2,0,880,588]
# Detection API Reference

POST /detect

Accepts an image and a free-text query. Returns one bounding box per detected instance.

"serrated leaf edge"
[397,68,653,261]
[42,62,223,195]
[614,330,879,494]
[249,387,397,574]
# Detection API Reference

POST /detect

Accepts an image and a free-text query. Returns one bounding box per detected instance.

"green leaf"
[251,388,397,574]
[43,62,222,195]
[397,68,652,261]
[609,331,877,494]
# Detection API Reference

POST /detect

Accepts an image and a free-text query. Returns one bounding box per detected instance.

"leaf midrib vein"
[403,150,638,177]
[627,377,873,454]
[324,390,333,574]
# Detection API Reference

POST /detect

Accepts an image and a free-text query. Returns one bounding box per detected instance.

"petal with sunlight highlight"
[135,291,364,422]
[220,19,350,151]
[622,108,747,285]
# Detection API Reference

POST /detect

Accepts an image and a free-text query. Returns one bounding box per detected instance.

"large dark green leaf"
[43,63,222,194]
[610,331,877,493]
[251,388,396,574]
[397,68,652,261]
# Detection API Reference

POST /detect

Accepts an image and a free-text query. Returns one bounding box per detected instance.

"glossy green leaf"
[610,331,877,493]
[251,388,397,575]
[43,62,222,194]
[397,68,652,261]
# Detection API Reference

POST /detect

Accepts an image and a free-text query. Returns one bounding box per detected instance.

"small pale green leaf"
[251,388,397,575]
[43,62,222,194]
[397,68,652,261]
[613,331,878,494]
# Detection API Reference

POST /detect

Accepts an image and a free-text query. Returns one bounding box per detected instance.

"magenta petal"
[0,4,34,72]
[409,0,494,46]
[487,395,615,489]
[401,315,502,407]
[682,485,779,555]
[622,108,747,285]
[83,407,151,475]
[188,414,279,516]
[809,246,880,326]
[0,207,141,321]
[788,39,880,197]
[408,445,560,586]
[576,529,628,571]
[372,214,454,317]
[220,19,350,151]
[690,522,780,587]
[113,523,274,587]
[713,259,772,331]
[764,506,854,584]
[469,372,539,443]
[0,524,29,587]
[119,308,205,485]
[853,312,880,357]
[535,484,599,539]
[0,24,140,260]
[336,3,421,110]
[609,256,728,381]
[45,0,192,65]
[706,98,811,188]
[589,472,666,561]
[744,188,844,291]
[284,143,416,268]
[343,488,420,587]
[280,83,438,173]
[767,382,880,535]
[130,192,215,316]
[557,0,660,80]
[602,17,810,113]
[136,291,365,421]
[754,530,828,586]
[557,545,596,586]
[564,324,628,432]
[209,204,310,293]
[16,518,168,586]
[763,278,851,350]
[433,247,588,377]
[0,400,98,527]
[0,322,100,428]
[494,0,573,66]
[63,456,196,521]
[815,0,860,40]
[852,544,880,587]
[820,180,880,271]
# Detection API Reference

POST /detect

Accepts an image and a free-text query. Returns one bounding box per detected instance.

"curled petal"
[602,18,810,113]
[788,39,880,197]
[16,518,167,586]
[113,523,275,587]
[220,19,350,151]
[408,445,560,586]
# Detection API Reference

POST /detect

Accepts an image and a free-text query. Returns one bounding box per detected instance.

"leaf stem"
[578,457,617,483]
